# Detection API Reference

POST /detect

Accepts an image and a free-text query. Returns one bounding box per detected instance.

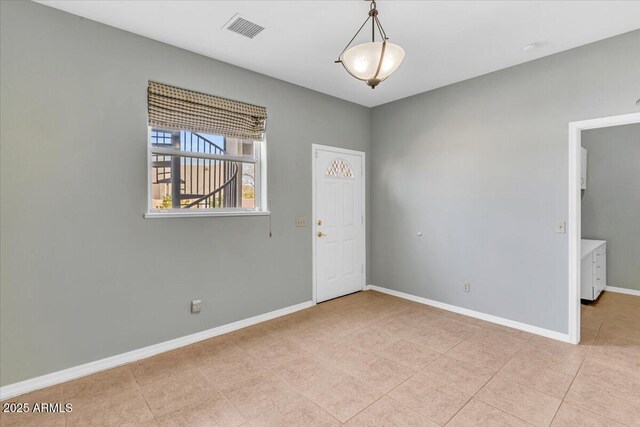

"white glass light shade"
[340,41,404,86]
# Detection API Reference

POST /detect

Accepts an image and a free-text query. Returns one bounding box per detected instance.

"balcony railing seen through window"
[149,130,258,211]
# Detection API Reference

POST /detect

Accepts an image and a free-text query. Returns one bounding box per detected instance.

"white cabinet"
[581,239,606,300]
[581,147,588,190]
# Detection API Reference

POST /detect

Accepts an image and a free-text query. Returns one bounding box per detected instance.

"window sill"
[144,210,271,219]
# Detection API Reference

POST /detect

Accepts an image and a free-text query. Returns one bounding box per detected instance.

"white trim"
[258,134,268,212]
[567,112,640,345]
[312,144,368,157]
[312,146,317,304]
[0,300,314,401]
[568,123,581,345]
[144,210,270,219]
[150,146,258,164]
[312,144,366,304]
[604,286,640,297]
[147,126,153,213]
[365,285,572,343]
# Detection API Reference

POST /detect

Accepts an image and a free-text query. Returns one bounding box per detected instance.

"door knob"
[317,232,327,237]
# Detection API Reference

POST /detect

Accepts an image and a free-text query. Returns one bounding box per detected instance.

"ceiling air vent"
[223,14,265,39]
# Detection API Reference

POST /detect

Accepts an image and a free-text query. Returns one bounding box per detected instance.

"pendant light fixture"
[336,0,404,89]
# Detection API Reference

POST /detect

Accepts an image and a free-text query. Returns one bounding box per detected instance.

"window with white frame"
[146,82,267,217]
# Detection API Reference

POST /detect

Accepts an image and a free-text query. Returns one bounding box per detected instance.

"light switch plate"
[556,221,566,234]
[295,216,306,227]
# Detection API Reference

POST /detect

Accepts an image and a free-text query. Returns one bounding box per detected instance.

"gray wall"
[582,124,640,291]
[371,30,640,334]
[0,1,371,386]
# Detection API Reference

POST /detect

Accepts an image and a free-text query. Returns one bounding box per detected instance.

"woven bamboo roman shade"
[148,81,267,141]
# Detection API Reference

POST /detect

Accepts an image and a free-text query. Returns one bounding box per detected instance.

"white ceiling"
[37,1,640,107]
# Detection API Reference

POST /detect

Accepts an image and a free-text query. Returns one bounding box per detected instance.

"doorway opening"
[567,112,640,344]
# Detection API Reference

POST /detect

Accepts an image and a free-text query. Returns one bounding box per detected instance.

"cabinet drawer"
[593,258,603,274]
[592,245,606,292]
[594,276,602,292]
[581,241,606,300]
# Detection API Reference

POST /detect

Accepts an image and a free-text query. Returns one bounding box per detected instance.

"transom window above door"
[145,82,268,218]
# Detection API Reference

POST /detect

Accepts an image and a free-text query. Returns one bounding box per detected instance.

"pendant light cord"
[371,1,376,42]
[335,0,389,62]
[336,14,372,62]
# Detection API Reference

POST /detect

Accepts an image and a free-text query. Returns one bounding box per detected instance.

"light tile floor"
[2,290,639,426]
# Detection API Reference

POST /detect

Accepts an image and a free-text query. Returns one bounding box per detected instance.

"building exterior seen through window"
[149,129,261,211]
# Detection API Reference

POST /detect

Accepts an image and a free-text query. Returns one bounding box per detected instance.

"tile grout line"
[393,292,637,426]
[378,322,528,425]
[332,301,450,423]
[226,321,364,425]
[550,299,610,425]
[127,365,156,425]
[194,359,249,426]
[348,294,544,425]
[439,335,531,425]
[448,313,587,425]
[374,354,445,425]
[297,298,443,424]
[62,379,68,427]
[257,351,345,425]
[547,299,629,427]
[488,347,578,401]
[522,320,598,426]
[340,394,386,424]
[213,336,294,424]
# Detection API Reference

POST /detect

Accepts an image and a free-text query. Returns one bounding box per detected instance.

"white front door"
[313,145,365,303]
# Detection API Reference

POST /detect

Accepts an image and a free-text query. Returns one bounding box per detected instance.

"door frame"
[567,111,640,344]
[311,144,366,304]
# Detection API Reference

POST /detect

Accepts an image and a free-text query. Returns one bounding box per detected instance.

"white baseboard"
[365,285,572,344]
[605,286,640,297]
[0,300,314,401]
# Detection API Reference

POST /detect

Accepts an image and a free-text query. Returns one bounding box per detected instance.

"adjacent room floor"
[3,290,639,426]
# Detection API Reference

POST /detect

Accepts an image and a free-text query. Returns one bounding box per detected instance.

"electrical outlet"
[295,216,306,227]
[191,299,202,314]
[555,221,566,234]
[463,282,471,293]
